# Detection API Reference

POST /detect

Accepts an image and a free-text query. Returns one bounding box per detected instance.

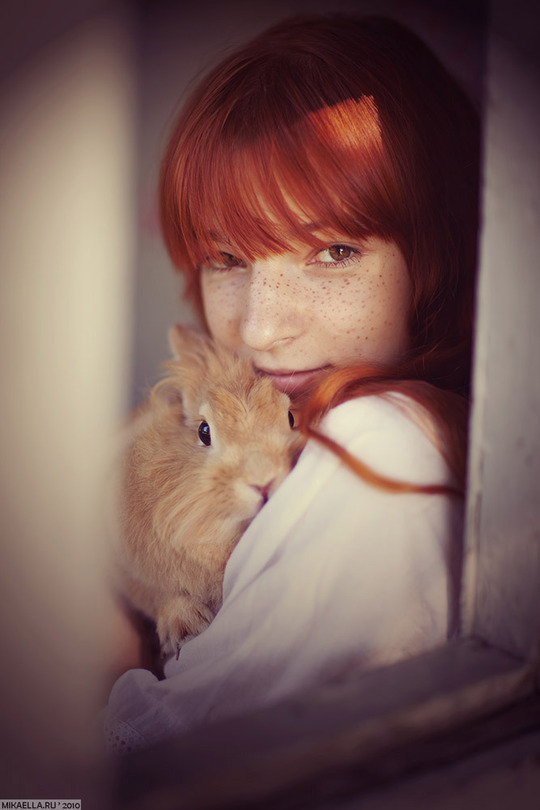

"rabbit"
[113,324,306,657]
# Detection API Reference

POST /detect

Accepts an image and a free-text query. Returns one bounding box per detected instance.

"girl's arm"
[102,394,462,749]
[102,594,164,702]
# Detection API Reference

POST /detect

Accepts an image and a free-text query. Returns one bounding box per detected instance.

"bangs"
[172,96,402,272]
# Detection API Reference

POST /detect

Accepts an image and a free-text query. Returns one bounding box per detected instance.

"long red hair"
[159,15,481,493]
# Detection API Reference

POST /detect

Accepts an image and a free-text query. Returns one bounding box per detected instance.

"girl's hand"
[103,595,163,702]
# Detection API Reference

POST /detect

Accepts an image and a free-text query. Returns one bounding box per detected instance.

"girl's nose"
[239,260,303,353]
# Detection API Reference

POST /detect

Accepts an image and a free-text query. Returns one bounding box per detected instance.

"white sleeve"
[103,394,463,751]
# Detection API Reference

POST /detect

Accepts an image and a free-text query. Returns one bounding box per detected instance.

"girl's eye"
[220,252,243,267]
[198,421,212,446]
[314,244,360,266]
[206,252,246,272]
[328,245,353,261]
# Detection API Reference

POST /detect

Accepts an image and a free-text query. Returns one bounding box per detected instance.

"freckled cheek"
[299,282,363,356]
[201,285,242,345]
[317,276,386,350]
[379,269,412,336]
[350,273,411,359]
[305,248,411,362]
[319,276,370,323]
[304,278,358,319]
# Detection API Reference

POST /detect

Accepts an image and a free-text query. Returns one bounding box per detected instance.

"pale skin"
[107,232,412,686]
[202,234,412,399]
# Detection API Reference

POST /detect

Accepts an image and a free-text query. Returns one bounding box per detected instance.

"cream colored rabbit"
[114,324,305,656]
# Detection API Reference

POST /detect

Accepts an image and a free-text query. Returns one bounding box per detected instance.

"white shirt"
[103,394,463,752]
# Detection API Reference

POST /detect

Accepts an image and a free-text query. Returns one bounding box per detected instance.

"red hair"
[159,15,481,493]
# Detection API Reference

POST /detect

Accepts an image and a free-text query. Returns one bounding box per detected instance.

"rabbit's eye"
[198,421,211,446]
[288,411,295,429]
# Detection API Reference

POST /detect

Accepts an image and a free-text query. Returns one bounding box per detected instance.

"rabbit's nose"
[251,479,276,505]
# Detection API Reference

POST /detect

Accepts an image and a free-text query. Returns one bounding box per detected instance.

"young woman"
[104,13,480,752]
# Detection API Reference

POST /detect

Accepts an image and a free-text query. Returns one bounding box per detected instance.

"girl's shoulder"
[225,390,461,600]
[315,392,454,489]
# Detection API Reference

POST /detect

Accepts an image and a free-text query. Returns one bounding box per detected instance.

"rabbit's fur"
[115,325,305,655]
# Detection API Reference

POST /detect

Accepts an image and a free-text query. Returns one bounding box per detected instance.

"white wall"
[463,0,540,659]
[0,4,136,801]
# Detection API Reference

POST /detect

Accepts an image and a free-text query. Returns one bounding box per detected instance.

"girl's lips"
[257,366,330,396]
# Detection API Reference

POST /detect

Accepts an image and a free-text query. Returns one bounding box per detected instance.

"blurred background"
[4,0,539,804]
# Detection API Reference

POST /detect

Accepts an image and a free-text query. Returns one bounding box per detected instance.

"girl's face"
[201,233,412,399]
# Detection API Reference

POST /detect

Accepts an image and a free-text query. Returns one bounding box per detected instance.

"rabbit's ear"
[168,323,209,360]
[153,377,184,410]
[166,324,214,407]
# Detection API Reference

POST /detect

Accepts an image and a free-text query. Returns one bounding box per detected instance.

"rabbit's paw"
[156,596,215,656]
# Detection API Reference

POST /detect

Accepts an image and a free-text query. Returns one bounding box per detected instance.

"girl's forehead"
[206,193,340,244]
[197,176,379,257]
[181,98,395,265]
[201,208,363,259]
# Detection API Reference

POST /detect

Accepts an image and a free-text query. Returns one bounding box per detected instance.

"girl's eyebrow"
[301,222,352,240]
[301,221,322,233]
[206,222,337,250]
[300,220,350,236]
[207,231,267,247]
